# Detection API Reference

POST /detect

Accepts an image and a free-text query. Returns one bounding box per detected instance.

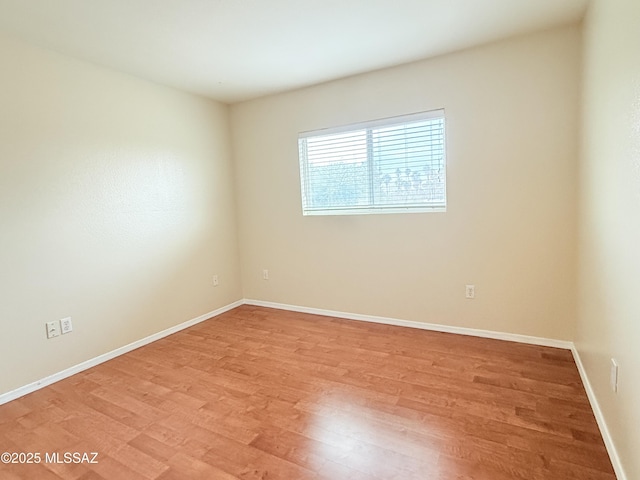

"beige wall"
[231,26,580,340]
[578,0,640,477]
[0,34,242,395]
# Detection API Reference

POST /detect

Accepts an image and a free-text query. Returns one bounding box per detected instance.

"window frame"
[298,109,447,216]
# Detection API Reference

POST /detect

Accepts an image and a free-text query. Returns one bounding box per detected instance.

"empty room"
[0,0,638,479]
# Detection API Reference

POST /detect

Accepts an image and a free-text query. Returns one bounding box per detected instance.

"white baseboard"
[247,299,625,479]
[0,298,571,407]
[244,299,573,349]
[0,297,626,480]
[0,299,244,406]
[571,346,627,480]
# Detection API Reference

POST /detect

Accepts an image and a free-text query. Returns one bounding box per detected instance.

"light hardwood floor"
[0,305,615,479]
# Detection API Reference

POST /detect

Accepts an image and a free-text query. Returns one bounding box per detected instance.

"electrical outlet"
[60,317,73,334]
[46,321,61,339]
[212,275,219,286]
[465,284,475,299]
[263,269,269,280]
[610,358,619,393]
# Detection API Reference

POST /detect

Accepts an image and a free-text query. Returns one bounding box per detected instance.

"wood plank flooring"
[0,305,616,479]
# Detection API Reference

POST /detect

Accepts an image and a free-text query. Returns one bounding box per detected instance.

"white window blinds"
[298,109,446,215]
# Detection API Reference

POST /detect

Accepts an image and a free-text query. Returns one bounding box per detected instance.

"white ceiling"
[0,0,588,103]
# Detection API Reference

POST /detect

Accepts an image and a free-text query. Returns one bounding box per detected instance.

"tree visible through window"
[298,109,446,215]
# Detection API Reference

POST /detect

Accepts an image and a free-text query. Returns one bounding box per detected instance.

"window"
[298,109,446,216]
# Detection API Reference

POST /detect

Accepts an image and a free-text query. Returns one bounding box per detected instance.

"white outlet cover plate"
[465,285,475,299]
[610,358,619,392]
[61,317,73,334]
